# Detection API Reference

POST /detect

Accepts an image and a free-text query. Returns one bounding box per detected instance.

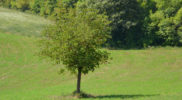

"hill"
[0,7,52,36]
[0,7,182,100]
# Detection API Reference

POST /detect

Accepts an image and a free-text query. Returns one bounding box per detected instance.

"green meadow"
[0,7,182,100]
[0,7,52,36]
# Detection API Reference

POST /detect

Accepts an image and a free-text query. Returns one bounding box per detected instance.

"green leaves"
[39,7,111,74]
[77,0,148,48]
[148,0,182,46]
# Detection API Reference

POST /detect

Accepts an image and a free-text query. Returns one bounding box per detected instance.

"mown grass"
[0,7,182,100]
[1,33,182,100]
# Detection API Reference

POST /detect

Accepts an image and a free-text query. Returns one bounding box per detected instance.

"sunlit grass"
[0,7,52,36]
[0,7,182,100]
[0,33,182,100]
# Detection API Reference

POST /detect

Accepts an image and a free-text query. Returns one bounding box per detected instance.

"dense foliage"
[1,0,182,48]
[0,0,76,16]
[39,7,111,93]
[147,0,182,46]
[78,0,147,48]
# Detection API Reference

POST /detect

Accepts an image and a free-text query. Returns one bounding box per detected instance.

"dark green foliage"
[77,0,150,48]
[16,0,30,11]
[0,0,12,8]
[63,0,79,8]
[30,0,43,14]
[44,0,57,16]
[1,0,182,48]
[0,0,60,16]
[147,0,182,46]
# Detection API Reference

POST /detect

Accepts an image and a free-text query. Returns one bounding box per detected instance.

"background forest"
[1,0,182,48]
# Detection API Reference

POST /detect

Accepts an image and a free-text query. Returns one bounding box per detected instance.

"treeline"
[0,0,75,16]
[1,0,182,48]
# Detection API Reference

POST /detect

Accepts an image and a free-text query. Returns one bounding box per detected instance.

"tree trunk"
[76,67,82,93]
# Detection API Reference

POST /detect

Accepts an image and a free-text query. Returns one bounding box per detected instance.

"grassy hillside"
[0,7,52,36]
[0,8,182,100]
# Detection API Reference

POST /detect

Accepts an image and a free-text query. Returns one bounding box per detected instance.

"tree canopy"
[147,0,182,46]
[1,0,182,48]
[77,0,146,48]
[39,7,111,93]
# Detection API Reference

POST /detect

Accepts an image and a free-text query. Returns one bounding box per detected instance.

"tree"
[147,0,182,46]
[44,0,57,16]
[62,0,79,8]
[0,0,12,8]
[77,0,147,48]
[39,7,111,94]
[16,0,30,11]
[30,0,44,14]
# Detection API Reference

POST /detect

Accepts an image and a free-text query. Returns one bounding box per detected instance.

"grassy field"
[0,7,182,100]
[0,7,52,36]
